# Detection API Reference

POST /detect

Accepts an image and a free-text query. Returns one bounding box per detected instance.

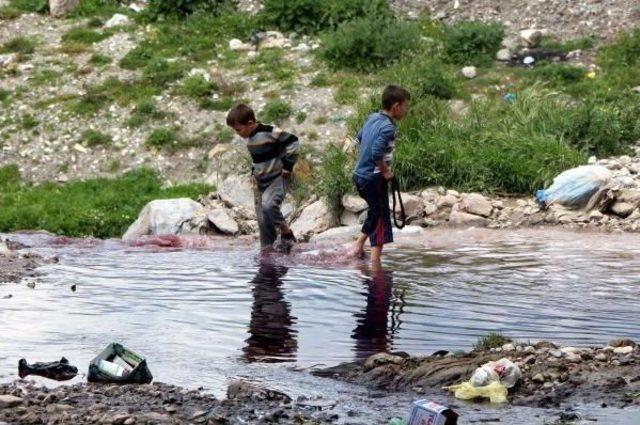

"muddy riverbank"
[0,237,53,285]
[315,340,640,411]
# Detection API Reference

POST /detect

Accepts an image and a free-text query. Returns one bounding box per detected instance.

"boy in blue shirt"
[351,85,410,267]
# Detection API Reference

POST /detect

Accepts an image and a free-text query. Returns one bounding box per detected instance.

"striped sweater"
[247,123,300,188]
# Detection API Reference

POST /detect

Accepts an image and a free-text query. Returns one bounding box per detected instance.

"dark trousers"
[254,176,287,248]
[354,174,393,247]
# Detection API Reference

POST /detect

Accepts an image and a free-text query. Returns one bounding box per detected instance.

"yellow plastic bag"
[444,381,508,403]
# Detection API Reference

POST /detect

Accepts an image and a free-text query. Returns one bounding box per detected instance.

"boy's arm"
[273,127,300,174]
[371,124,395,179]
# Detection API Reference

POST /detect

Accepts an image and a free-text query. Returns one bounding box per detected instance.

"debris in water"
[71,284,77,292]
[18,357,78,381]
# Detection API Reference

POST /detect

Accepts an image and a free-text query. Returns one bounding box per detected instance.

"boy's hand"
[382,169,394,181]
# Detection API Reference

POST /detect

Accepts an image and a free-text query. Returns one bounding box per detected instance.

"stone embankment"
[123,150,640,243]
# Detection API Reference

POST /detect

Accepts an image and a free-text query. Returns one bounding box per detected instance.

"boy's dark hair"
[381,85,410,110]
[226,103,256,126]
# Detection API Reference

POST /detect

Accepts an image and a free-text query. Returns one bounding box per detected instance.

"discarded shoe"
[18,357,78,381]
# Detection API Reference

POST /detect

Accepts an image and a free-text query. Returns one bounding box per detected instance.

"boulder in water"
[123,199,203,241]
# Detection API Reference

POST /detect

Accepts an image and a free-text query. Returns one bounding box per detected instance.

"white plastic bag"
[470,358,521,389]
[535,165,611,209]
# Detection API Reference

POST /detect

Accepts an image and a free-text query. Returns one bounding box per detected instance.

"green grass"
[259,100,293,123]
[67,77,160,116]
[146,128,178,149]
[295,111,307,124]
[539,35,596,53]
[30,68,61,86]
[216,127,234,143]
[200,96,236,111]
[81,129,112,147]
[178,75,216,107]
[125,100,167,128]
[20,114,38,130]
[0,166,211,238]
[334,76,360,105]
[8,0,48,13]
[1,36,37,54]
[314,146,353,211]
[62,27,111,45]
[444,21,504,66]
[473,332,512,351]
[0,6,21,19]
[245,49,296,83]
[67,0,129,18]
[89,53,112,67]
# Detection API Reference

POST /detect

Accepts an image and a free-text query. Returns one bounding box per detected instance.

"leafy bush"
[81,129,112,147]
[525,63,586,87]
[319,16,421,71]
[259,100,293,123]
[146,0,232,17]
[67,0,126,18]
[444,21,504,65]
[259,0,392,34]
[0,168,211,238]
[315,146,353,211]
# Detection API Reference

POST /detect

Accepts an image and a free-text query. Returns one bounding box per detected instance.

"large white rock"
[290,200,338,241]
[104,13,130,28]
[461,193,493,217]
[218,176,255,213]
[461,66,477,79]
[229,39,251,51]
[448,211,489,227]
[310,225,361,243]
[340,210,364,226]
[496,48,512,61]
[207,208,239,235]
[392,193,424,219]
[122,199,203,240]
[342,195,367,213]
[49,0,80,17]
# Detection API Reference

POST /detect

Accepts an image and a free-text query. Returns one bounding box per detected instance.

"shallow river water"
[1,228,639,424]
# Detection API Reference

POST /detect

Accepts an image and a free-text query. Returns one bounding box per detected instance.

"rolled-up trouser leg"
[258,176,286,248]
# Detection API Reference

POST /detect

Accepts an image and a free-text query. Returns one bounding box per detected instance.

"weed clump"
[259,100,293,123]
[319,16,421,71]
[444,21,504,65]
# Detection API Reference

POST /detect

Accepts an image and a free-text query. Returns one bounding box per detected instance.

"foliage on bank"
[0,167,211,238]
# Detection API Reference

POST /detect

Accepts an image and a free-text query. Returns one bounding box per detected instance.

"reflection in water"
[352,266,404,359]
[243,261,298,363]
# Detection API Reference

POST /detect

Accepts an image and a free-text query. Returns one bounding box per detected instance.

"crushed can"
[407,400,458,425]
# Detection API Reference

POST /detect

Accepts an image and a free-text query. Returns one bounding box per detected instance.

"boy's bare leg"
[280,223,293,236]
[371,244,383,269]
[349,233,368,258]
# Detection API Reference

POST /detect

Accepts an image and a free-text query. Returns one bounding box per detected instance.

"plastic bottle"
[98,359,126,377]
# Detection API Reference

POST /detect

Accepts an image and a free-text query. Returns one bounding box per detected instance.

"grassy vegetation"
[315,146,353,211]
[146,128,178,149]
[0,166,210,238]
[1,36,37,54]
[259,100,293,123]
[7,0,48,14]
[81,129,112,147]
[443,21,504,66]
[319,16,421,71]
[259,0,392,34]
[473,332,512,351]
[89,53,112,67]
[61,27,111,45]
[125,100,167,128]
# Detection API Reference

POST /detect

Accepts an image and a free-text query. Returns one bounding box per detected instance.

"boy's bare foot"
[348,247,366,259]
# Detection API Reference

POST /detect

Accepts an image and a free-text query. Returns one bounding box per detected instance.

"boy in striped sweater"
[226,104,300,252]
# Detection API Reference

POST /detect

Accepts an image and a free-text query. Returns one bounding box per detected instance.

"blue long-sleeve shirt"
[353,112,397,181]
